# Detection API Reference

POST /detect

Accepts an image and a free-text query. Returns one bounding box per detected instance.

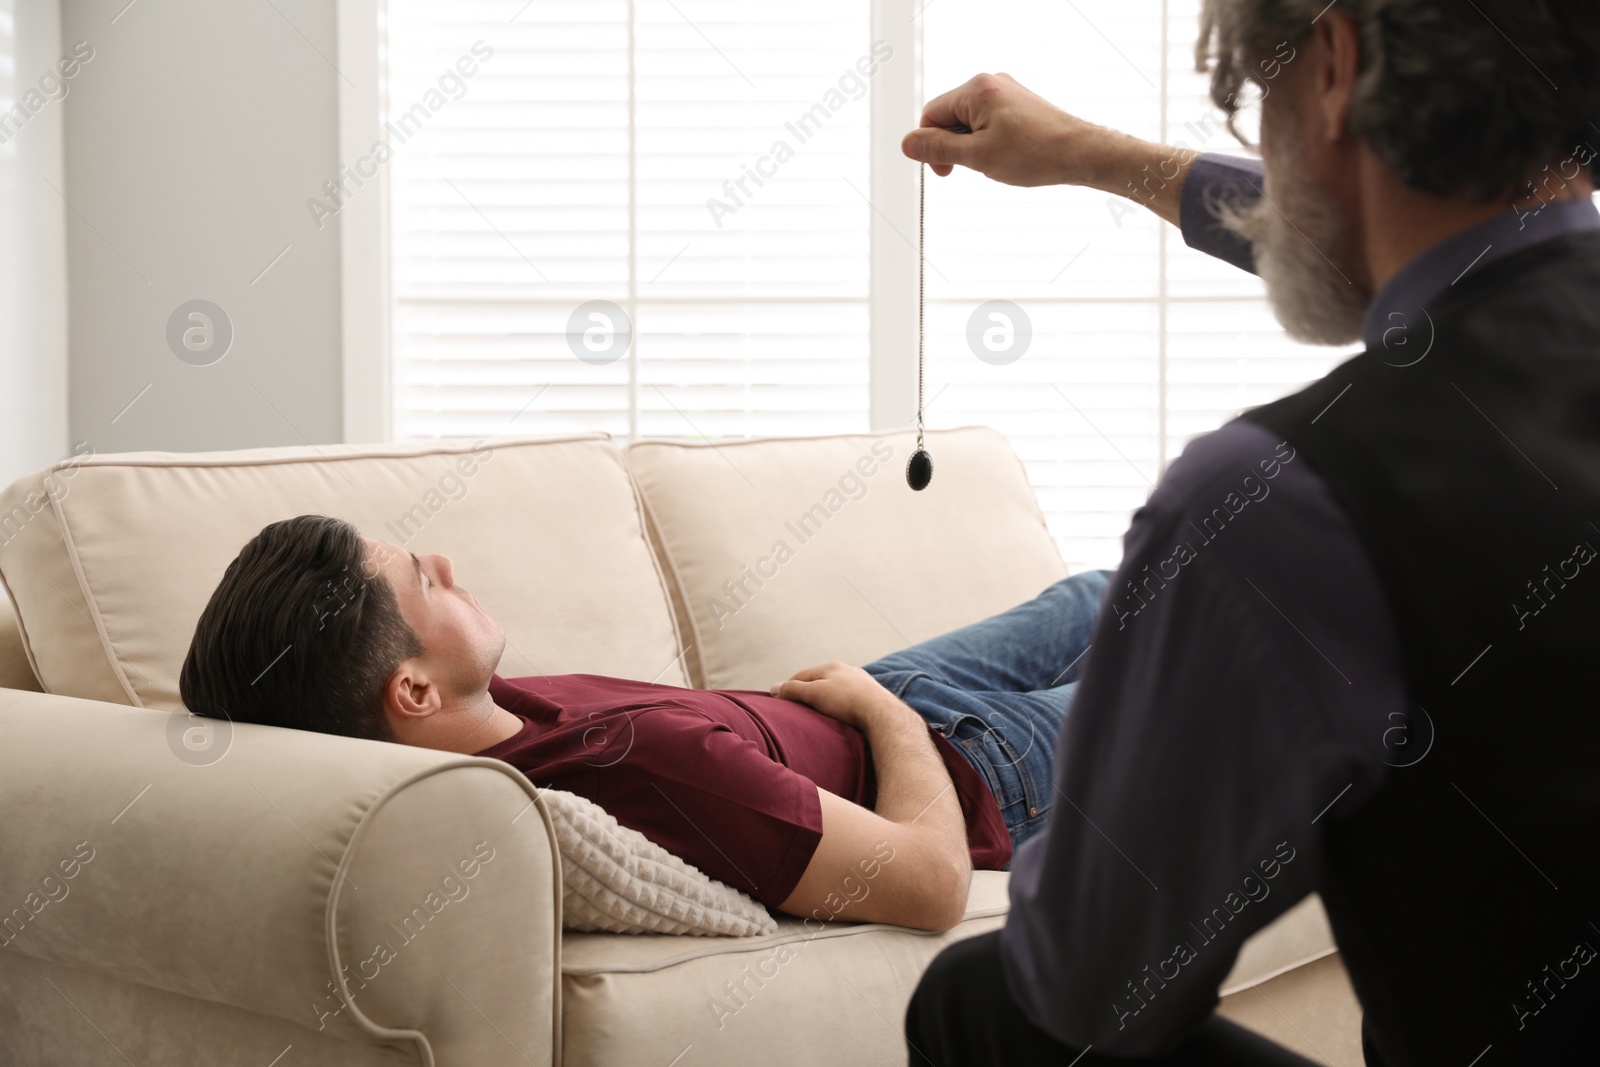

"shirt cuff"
[759,784,826,909]
[1179,153,1265,275]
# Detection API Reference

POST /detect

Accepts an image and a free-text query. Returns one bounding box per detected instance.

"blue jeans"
[861,570,1112,855]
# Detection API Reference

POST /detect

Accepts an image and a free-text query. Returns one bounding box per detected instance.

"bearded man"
[901,3,1600,1065]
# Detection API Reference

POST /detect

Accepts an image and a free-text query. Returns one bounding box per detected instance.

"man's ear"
[1313,11,1362,143]
[383,658,441,735]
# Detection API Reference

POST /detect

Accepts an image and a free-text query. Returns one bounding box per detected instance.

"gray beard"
[1217,133,1370,347]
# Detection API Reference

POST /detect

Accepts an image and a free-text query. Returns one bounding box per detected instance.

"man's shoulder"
[1116,418,1374,616]
[1143,419,1316,523]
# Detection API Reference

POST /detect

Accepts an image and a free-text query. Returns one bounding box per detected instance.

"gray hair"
[1198,0,1600,200]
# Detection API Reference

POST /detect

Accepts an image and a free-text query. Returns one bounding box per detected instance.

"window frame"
[336,0,393,444]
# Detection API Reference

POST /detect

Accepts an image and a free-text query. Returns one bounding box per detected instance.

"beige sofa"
[0,428,1362,1066]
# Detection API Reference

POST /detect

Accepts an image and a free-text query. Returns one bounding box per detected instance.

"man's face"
[363,536,505,702]
[1221,68,1371,345]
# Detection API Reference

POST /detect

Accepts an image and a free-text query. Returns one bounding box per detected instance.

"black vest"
[1241,232,1600,1066]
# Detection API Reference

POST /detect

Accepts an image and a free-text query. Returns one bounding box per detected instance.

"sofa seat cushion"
[0,435,687,708]
[559,871,1010,1067]
[1219,894,1340,996]
[557,873,1339,1067]
[627,427,1069,690]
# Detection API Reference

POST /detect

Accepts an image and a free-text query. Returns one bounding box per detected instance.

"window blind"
[387,0,872,443]
[387,0,1357,574]
[921,0,1357,572]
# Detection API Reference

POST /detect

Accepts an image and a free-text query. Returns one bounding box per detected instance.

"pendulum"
[904,124,968,492]
[907,162,934,491]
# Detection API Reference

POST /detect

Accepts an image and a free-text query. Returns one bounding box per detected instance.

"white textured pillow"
[541,788,778,937]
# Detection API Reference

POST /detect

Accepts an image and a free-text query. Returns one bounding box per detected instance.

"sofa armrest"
[0,688,562,1066]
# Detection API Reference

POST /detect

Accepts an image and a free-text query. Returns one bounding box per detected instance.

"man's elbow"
[913,858,971,933]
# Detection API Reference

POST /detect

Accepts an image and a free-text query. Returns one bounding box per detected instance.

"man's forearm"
[858,696,969,858]
[1071,127,1202,229]
[906,74,1252,234]
[772,663,976,931]
[1071,129,1265,272]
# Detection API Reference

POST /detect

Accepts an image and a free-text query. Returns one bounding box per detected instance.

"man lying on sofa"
[179,514,1110,932]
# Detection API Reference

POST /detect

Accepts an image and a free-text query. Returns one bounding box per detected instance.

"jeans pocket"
[952,718,1049,840]
[953,727,1029,812]
[953,735,1009,807]
[986,728,1043,821]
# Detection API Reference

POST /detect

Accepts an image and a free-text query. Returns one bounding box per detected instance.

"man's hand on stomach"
[770,661,902,731]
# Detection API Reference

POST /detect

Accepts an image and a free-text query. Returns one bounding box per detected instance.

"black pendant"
[906,448,933,491]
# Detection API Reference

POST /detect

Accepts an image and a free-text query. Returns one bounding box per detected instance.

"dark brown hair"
[180,515,422,741]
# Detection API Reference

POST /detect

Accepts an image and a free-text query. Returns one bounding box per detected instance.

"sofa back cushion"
[0,435,687,708]
[627,427,1068,690]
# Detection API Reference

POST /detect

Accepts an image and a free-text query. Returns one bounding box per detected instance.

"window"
[919,0,1354,570]
[385,0,1355,572]
[388,0,872,443]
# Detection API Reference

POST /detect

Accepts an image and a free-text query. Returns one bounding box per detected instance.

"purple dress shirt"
[1000,153,1600,1055]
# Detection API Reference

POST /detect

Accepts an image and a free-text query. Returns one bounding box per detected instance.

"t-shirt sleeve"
[999,419,1406,1056]
[587,706,825,908]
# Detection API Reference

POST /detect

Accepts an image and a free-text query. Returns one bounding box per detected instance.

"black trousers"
[905,931,1320,1067]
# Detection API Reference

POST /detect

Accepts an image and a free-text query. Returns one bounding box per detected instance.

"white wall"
[0,0,69,488]
[60,0,343,456]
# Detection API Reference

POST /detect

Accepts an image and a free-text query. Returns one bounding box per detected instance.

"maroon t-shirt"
[477,673,1011,908]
